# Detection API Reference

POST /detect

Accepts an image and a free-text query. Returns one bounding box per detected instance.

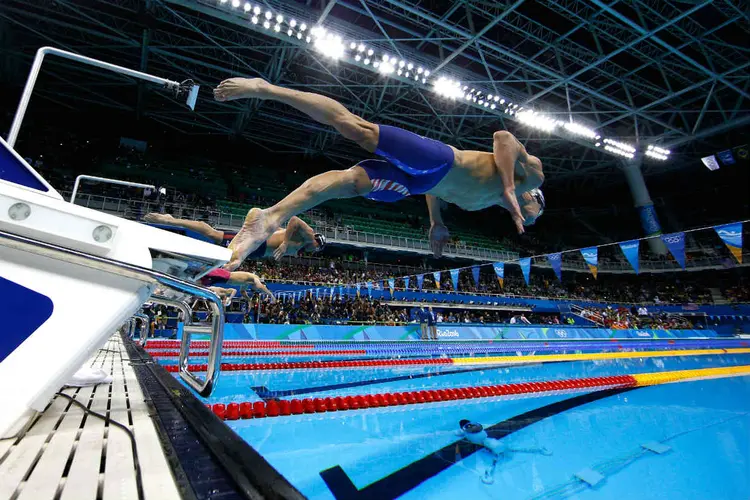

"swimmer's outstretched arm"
[229,271,276,303]
[273,216,315,260]
[209,286,236,306]
[492,131,526,234]
[426,195,450,258]
[143,213,224,244]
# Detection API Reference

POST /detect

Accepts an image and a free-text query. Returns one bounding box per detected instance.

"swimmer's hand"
[273,242,288,261]
[429,222,450,258]
[503,187,525,234]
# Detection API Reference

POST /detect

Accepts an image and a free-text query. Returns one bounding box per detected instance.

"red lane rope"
[207,375,638,420]
[147,349,367,357]
[146,340,315,349]
[163,358,452,372]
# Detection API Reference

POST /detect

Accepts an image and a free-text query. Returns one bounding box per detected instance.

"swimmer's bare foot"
[223,208,278,271]
[144,213,174,223]
[213,77,270,102]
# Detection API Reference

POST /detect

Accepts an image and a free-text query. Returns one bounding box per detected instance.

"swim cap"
[530,188,545,218]
[314,233,326,251]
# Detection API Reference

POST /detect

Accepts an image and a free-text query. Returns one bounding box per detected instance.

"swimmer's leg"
[224,167,372,270]
[214,78,379,152]
[144,213,224,244]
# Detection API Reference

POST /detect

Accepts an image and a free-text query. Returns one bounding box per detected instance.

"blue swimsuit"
[358,125,454,203]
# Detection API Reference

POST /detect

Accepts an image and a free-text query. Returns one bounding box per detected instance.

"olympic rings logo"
[663,235,683,244]
[548,254,561,260]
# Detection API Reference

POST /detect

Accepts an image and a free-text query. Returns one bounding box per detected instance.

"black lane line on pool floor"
[319,387,637,500]
[251,363,542,400]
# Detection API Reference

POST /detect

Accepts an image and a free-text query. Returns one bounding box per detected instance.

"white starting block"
[0,48,227,438]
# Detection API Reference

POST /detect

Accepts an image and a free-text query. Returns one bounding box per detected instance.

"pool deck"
[0,335,180,500]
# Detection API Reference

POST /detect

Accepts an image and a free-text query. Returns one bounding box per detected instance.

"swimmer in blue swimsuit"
[214,78,545,270]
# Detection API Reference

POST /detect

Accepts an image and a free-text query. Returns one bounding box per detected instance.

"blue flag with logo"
[404,276,410,289]
[388,278,395,294]
[619,240,640,274]
[366,281,373,295]
[450,269,459,290]
[714,222,743,264]
[416,274,424,290]
[546,252,563,281]
[519,257,531,285]
[492,262,504,288]
[472,266,480,288]
[432,271,441,289]
[661,232,686,269]
[580,246,598,279]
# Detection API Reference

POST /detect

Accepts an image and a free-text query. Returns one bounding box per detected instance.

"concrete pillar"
[622,160,667,255]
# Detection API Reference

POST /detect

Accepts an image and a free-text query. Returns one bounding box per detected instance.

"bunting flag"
[416,274,424,291]
[714,222,743,264]
[450,269,459,291]
[338,286,343,298]
[471,266,480,288]
[619,240,640,274]
[330,286,334,298]
[315,288,320,298]
[404,276,410,289]
[580,246,598,279]
[366,282,373,296]
[661,232,686,269]
[547,252,563,281]
[492,262,504,289]
[388,278,395,295]
[519,258,531,285]
[432,271,441,289]
[355,283,361,297]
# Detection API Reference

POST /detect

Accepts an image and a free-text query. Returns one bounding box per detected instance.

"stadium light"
[290,19,297,27]
[602,138,636,153]
[604,145,635,159]
[563,122,597,139]
[516,110,557,132]
[253,5,260,14]
[231,0,240,8]
[367,49,373,56]
[276,14,283,23]
[243,2,251,12]
[646,144,670,161]
[264,10,272,19]
[433,77,462,99]
[274,23,281,32]
[251,15,258,24]
[313,34,345,60]
[379,61,395,75]
[300,23,307,31]
[263,20,270,29]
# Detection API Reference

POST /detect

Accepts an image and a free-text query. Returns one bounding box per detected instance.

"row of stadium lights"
[217,0,670,162]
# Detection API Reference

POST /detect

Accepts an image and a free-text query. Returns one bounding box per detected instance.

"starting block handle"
[0,228,225,397]
[147,296,223,396]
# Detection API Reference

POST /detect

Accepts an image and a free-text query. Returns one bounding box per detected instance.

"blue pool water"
[155,340,750,499]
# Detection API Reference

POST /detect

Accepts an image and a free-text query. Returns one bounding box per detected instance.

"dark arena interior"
[0,1,749,499]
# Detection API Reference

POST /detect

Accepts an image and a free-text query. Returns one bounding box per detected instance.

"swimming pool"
[150,338,750,499]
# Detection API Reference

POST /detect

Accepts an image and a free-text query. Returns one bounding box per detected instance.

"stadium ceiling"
[0,0,748,190]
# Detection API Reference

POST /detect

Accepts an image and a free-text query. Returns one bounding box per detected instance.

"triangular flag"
[450,269,459,290]
[619,240,640,274]
[432,271,441,289]
[492,262,504,289]
[546,252,562,281]
[714,222,743,264]
[661,232,686,269]
[519,258,531,285]
[404,276,410,289]
[388,278,395,295]
[580,247,598,279]
[471,266,480,288]
[366,282,373,295]
[416,274,424,290]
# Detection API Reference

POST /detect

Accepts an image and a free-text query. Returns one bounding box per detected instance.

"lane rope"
[206,365,750,420]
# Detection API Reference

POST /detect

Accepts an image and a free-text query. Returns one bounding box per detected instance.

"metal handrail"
[132,312,151,346]
[0,228,225,397]
[147,296,222,395]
